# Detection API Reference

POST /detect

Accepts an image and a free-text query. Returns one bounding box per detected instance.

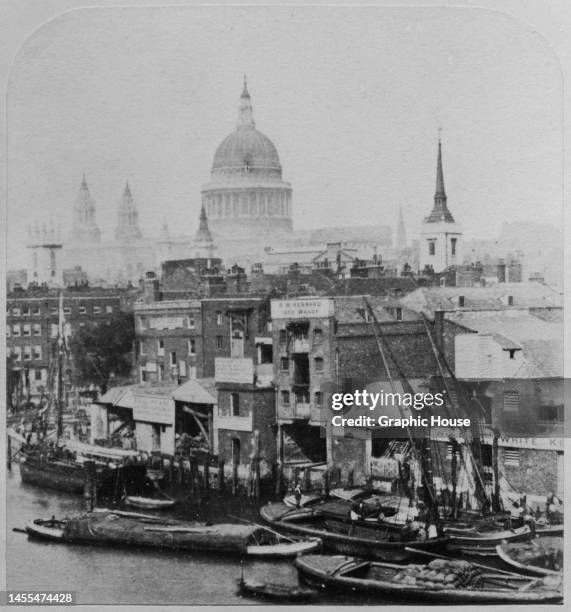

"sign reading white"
[132,395,174,425]
[271,298,334,319]
[215,357,254,384]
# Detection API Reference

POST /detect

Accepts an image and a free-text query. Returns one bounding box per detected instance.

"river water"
[6,469,385,606]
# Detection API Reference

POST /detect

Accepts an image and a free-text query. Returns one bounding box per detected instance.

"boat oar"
[404,546,527,578]
[12,528,27,534]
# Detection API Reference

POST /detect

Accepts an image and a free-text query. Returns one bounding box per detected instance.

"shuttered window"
[504,448,520,466]
[503,391,519,412]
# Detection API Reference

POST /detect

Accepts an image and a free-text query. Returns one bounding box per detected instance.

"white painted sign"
[215,357,254,384]
[145,362,157,373]
[132,395,174,425]
[271,298,334,319]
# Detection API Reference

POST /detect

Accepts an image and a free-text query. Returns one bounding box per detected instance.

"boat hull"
[269,519,448,562]
[20,458,87,494]
[295,555,563,604]
[445,525,532,556]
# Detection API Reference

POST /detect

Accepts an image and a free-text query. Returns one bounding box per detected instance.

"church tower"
[69,175,101,243]
[193,204,216,258]
[420,139,462,272]
[27,221,63,286]
[115,181,143,241]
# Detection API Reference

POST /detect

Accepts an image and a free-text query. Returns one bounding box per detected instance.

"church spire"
[237,75,255,129]
[425,138,455,223]
[195,204,213,243]
[396,206,407,249]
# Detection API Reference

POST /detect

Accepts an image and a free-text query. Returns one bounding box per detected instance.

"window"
[139,340,146,355]
[63,307,71,315]
[216,311,223,326]
[216,335,224,349]
[537,405,563,423]
[23,346,32,361]
[157,339,165,356]
[33,305,41,316]
[231,392,240,416]
[22,324,31,337]
[451,237,457,256]
[280,357,289,372]
[13,325,21,337]
[313,328,322,343]
[6,326,10,338]
[504,448,520,466]
[158,364,165,381]
[503,391,519,413]
[315,391,323,406]
[356,308,370,322]
[458,296,465,307]
[79,306,87,315]
[50,324,58,338]
[34,369,42,381]
[189,365,197,379]
[281,390,290,405]
[188,316,195,329]
[140,317,149,329]
[170,351,177,367]
[12,307,20,317]
[13,347,21,361]
[428,240,436,256]
[188,339,196,354]
[314,357,324,371]
[32,324,41,336]
[22,306,30,316]
[507,295,514,306]
[394,307,403,321]
[50,307,58,315]
[93,306,100,314]
[279,329,287,345]
[105,305,113,314]
[32,345,41,360]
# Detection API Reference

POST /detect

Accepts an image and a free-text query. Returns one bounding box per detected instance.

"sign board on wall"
[215,357,254,384]
[132,395,174,425]
[271,298,334,320]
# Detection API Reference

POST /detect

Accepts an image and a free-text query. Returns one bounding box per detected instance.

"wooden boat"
[25,518,67,541]
[496,537,563,577]
[294,555,563,604]
[445,524,532,556]
[26,511,321,558]
[20,454,88,493]
[264,514,447,562]
[124,496,176,510]
[237,578,318,601]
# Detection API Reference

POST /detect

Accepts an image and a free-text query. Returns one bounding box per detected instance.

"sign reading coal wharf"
[271,298,334,319]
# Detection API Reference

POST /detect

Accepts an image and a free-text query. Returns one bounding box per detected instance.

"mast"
[56,292,66,441]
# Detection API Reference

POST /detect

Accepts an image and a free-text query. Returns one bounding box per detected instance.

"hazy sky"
[6,5,563,268]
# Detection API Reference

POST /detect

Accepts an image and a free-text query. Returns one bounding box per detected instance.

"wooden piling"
[189,456,197,494]
[253,457,261,499]
[274,462,283,497]
[177,454,184,486]
[323,469,330,496]
[231,456,238,496]
[203,454,210,491]
[7,435,12,471]
[304,466,311,492]
[217,458,225,492]
[83,460,97,512]
[348,468,354,488]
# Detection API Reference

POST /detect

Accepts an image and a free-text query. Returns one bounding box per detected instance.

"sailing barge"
[26,510,321,558]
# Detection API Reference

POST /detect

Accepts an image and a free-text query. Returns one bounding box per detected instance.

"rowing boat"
[496,537,563,577]
[237,578,318,601]
[124,496,176,510]
[445,524,532,556]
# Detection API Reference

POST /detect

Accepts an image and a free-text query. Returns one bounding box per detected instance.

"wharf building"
[399,283,564,500]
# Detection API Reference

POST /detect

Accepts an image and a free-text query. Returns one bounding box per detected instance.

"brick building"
[6,286,127,406]
[270,296,440,481]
